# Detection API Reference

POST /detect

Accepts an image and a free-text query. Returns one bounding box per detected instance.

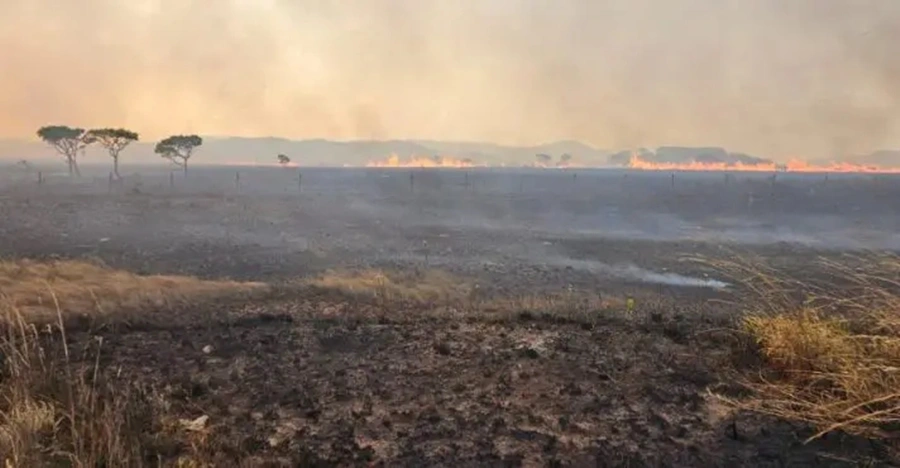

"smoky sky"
[1,0,898,159]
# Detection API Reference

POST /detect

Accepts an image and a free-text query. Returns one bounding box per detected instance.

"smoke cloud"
[1,0,898,160]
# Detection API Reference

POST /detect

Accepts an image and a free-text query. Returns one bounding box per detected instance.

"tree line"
[36,125,203,178]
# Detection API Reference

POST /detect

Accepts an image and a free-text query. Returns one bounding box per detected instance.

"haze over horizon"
[2,0,899,161]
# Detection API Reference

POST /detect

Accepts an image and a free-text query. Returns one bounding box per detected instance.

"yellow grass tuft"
[742,310,856,373]
[0,259,268,466]
[713,253,900,442]
[0,258,266,324]
[307,268,471,303]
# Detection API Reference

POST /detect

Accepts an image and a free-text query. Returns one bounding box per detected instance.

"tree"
[277,154,291,166]
[36,125,92,176]
[535,153,552,166]
[86,128,139,178]
[154,135,202,175]
[558,153,573,167]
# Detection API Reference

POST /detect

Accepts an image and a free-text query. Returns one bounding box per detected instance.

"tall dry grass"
[0,259,266,466]
[0,303,150,466]
[306,268,472,304]
[0,258,265,325]
[710,253,900,442]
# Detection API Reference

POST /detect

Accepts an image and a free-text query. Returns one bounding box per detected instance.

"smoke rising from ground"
[1,1,899,160]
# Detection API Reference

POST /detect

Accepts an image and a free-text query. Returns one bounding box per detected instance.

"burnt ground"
[2,167,900,466]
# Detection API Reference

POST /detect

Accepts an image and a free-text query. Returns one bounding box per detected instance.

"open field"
[1,166,900,466]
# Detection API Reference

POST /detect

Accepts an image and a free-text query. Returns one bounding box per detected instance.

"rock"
[179,415,209,432]
[202,345,213,354]
[520,347,540,359]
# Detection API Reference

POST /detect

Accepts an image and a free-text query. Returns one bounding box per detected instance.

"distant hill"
[844,150,900,168]
[0,137,610,168]
[6,137,895,170]
[607,147,773,167]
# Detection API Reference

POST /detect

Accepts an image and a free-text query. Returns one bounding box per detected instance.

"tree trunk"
[67,157,74,176]
[183,158,188,177]
[72,158,81,177]
[113,156,120,179]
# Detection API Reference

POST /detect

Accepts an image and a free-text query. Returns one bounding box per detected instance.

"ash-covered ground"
[1,166,898,466]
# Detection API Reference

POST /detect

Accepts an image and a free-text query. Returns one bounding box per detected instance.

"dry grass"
[477,291,628,323]
[306,268,472,304]
[0,258,266,325]
[0,259,268,466]
[710,253,900,442]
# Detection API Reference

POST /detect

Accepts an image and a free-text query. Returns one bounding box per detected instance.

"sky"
[0,0,898,160]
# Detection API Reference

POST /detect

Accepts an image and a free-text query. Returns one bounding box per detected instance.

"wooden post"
[235,171,240,190]
[298,172,302,193]
[37,171,43,185]
[464,171,469,189]
[169,172,175,188]
[671,172,675,188]
[409,172,414,191]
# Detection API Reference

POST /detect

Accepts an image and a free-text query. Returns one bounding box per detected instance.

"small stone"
[179,415,209,432]
[202,345,213,354]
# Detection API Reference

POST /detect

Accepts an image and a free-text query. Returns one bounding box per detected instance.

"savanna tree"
[558,153,572,166]
[535,153,552,166]
[36,125,92,176]
[154,135,202,175]
[277,154,291,166]
[86,128,139,178]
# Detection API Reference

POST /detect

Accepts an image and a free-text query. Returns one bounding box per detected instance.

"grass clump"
[307,268,471,304]
[0,258,266,324]
[714,253,900,442]
[0,258,266,466]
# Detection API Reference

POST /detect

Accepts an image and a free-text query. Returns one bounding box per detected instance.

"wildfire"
[627,154,900,174]
[366,154,478,168]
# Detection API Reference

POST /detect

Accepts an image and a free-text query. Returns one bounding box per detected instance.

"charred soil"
[2,169,898,466]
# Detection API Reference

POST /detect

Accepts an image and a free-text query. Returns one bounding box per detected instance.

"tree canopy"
[37,125,87,153]
[87,128,139,177]
[86,128,139,153]
[36,125,91,176]
[155,135,202,174]
[277,154,291,165]
[154,135,202,164]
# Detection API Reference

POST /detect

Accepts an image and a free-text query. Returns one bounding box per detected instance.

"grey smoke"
[1,1,898,160]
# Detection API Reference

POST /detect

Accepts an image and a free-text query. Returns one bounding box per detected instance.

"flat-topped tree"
[36,125,92,176]
[155,135,202,175]
[277,154,291,166]
[86,128,139,179]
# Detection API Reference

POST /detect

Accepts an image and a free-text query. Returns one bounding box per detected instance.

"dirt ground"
[2,167,899,466]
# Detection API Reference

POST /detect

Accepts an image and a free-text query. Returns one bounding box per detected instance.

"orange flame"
[627,154,900,174]
[366,154,478,168]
